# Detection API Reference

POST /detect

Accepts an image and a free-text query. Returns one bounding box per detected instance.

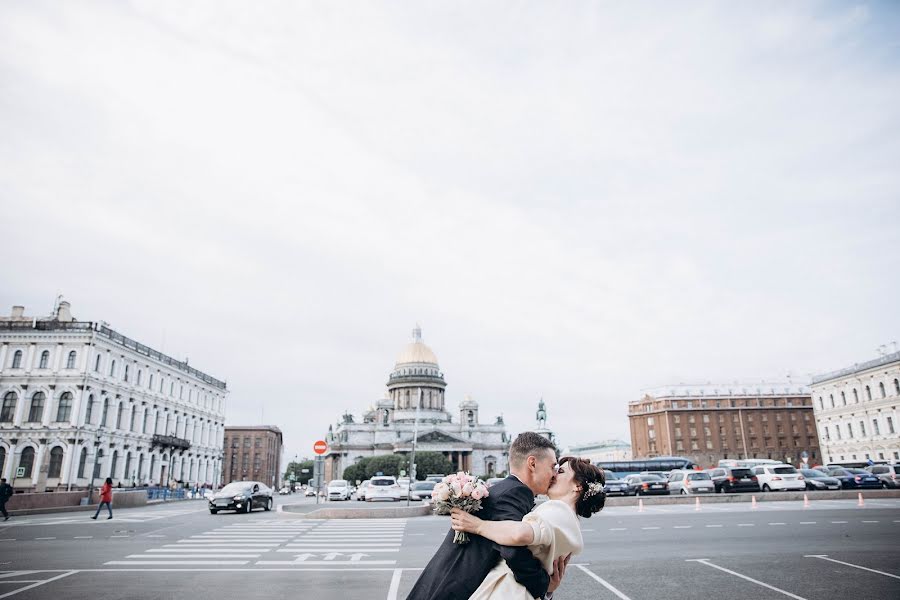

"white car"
[397,478,412,500]
[366,476,402,502]
[667,470,716,495]
[752,464,805,492]
[355,480,370,501]
[327,479,351,501]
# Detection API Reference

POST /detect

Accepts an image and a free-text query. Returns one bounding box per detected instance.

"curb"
[281,503,433,519]
[603,488,900,507]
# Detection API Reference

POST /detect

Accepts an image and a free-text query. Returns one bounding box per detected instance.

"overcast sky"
[2,1,899,464]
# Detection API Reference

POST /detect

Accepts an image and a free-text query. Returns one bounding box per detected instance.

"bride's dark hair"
[558,456,606,518]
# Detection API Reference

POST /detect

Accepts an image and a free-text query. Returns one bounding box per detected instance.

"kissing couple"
[407,432,607,600]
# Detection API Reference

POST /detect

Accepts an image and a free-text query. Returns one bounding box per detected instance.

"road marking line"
[737,524,754,527]
[768,523,786,526]
[151,549,265,553]
[641,527,660,530]
[830,521,848,524]
[110,536,130,538]
[73,536,92,539]
[805,555,900,580]
[705,525,723,528]
[276,549,399,553]
[0,581,44,584]
[861,520,879,523]
[386,568,403,600]
[686,559,807,599]
[574,565,632,600]
[255,560,396,566]
[0,570,76,599]
[104,561,249,566]
[609,528,627,531]
[673,526,692,529]
[34,538,56,540]
[799,522,816,525]
[128,554,261,559]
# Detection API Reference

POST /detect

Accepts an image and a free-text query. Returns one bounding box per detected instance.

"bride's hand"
[450,508,482,534]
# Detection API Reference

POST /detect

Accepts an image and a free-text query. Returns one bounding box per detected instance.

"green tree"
[409,452,454,480]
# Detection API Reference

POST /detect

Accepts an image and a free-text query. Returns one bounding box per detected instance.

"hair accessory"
[583,481,604,499]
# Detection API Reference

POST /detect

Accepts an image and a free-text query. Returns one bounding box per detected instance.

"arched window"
[129,404,136,431]
[116,403,124,429]
[0,392,16,422]
[137,453,144,479]
[853,389,859,403]
[137,369,142,385]
[0,447,5,477]
[865,386,872,402]
[879,382,886,398]
[11,350,22,369]
[895,379,900,395]
[149,374,154,389]
[28,392,46,422]
[109,360,116,377]
[94,354,101,372]
[48,446,64,478]
[124,452,132,480]
[110,450,119,479]
[841,391,846,405]
[19,447,35,478]
[93,449,103,479]
[66,351,77,369]
[85,394,94,425]
[142,409,149,433]
[818,397,823,410]
[829,394,835,408]
[56,392,73,422]
[124,365,129,382]
[39,350,50,369]
[77,447,88,478]
[101,398,109,427]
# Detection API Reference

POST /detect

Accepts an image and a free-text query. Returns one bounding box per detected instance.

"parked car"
[623,474,669,496]
[278,487,291,495]
[752,464,805,492]
[866,464,900,488]
[397,478,412,500]
[668,470,715,495]
[208,481,273,514]
[367,476,402,501]
[825,467,881,489]
[707,467,761,494]
[486,478,506,488]
[410,481,437,501]
[799,469,841,491]
[327,479,352,501]
[603,477,629,497]
[425,475,446,483]
[355,480,371,501]
[846,468,882,489]
[640,471,671,480]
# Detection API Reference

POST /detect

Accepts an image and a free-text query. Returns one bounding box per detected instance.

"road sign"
[288,473,296,482]
[301,468,310,473]
[313,440,328,455]
[16,467,25,477]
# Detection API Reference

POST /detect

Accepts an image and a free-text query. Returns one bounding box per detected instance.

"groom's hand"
[547,553,572,593]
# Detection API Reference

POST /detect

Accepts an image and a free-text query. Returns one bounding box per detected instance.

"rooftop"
[635,382,810,403]
[811,350,900,385]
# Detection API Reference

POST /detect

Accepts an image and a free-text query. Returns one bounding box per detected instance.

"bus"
[593,456,697,478]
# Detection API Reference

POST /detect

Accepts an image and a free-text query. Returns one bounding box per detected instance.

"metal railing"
[812,350,900,384]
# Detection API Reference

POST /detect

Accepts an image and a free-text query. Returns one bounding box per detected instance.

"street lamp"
[87,433,102,499]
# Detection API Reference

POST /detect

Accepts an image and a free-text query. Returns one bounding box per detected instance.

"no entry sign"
[313,440,328,455]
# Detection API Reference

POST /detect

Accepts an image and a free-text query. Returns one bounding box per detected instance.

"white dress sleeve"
[521,500,584,573]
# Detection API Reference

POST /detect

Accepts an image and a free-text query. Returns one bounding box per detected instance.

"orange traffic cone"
[638,498,644,512]
[695,496,701,511]
[751,495,758,509]
[857,492,865,507]
[803,494,810,508]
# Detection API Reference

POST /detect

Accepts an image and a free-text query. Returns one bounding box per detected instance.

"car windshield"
[220,483,252,494]
[893,466,900,474]
[831,469,851,476]
[371,478,395,486]
[640,475,663,482]
[411,482,436,490]
[731,469,753,477]
[773,467,797,474]
[688,472,711,481]
[329,480,348,487]
[847,468,869,474]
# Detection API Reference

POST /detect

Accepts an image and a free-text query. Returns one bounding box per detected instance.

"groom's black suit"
[406,475,549,600]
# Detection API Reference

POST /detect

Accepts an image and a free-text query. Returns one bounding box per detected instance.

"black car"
[800,469,842,491]
[603,478,629,496]
[623,474,669,496]
[824,467,881,490]
[209,481,274,514]
[706,467,761,494]
[866,464,900,488]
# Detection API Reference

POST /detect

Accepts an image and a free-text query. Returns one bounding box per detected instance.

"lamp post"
[407,389,422,507]
[87,433,102,500]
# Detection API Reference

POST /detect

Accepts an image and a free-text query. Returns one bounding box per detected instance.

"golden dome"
[394,325,439,366]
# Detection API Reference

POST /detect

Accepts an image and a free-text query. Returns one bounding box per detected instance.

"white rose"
[433,483,451,502]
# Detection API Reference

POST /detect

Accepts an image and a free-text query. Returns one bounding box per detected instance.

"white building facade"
[324,327,509,481]
[0,302,228,492]
[563,439,632,463]
[811,350,900,464]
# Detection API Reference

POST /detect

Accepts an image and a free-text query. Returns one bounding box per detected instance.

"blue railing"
[146,487,189,501]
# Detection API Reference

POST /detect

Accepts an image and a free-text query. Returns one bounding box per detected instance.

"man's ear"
[526,455,536,472]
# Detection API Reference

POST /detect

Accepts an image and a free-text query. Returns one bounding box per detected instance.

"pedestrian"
[0,477,13,521]
[91,477,114,520]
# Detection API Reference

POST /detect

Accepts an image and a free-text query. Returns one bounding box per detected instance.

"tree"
[341,452,456,482]
[409,452,454,480]
[285,460,314,485]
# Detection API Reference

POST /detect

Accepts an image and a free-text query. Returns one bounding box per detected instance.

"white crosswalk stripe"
[105,519,409,568]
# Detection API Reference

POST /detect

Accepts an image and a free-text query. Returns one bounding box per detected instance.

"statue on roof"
[536,398,547,429]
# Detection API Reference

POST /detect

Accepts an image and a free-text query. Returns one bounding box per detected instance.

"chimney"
[11,305,24,319]
[57,301,73,322]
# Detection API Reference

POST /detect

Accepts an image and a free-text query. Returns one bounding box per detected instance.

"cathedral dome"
[394,325,439,366]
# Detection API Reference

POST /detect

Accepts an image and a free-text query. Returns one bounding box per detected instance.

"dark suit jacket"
[406,476,549,600]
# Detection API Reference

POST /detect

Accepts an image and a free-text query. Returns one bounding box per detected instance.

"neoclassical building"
[0,301,227,492]
[323,327,509,481]
[811,349,900,464]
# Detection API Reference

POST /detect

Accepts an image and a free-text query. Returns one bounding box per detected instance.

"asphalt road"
[0,496,897,599]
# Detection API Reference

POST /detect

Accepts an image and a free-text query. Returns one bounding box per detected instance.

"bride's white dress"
[468,500,583,600]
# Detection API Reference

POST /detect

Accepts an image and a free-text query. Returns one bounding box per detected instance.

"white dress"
[468,500,584,600]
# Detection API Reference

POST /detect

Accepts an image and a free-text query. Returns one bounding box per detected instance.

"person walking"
[0,478,13,521]
[91,477,114,520]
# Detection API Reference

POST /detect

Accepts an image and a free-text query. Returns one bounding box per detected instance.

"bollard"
[857,492,865,507]
[695,496,701,511]
[751,495,758,509]
[638,498,644,512]
[803,494,810,509]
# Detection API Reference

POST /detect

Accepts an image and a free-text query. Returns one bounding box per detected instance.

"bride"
[450,456,606,599]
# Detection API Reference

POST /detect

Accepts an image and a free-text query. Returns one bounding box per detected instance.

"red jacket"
[100,483,112,503]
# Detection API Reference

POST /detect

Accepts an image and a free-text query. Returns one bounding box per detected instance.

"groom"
[407,432,569,600]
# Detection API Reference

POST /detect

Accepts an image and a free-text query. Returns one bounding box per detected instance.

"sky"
[2,1,899,465]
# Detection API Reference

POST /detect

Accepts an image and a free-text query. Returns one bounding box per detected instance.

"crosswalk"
[105,519,408,567]
[6,507,202,526]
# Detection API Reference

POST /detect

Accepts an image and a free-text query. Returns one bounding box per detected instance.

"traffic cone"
[695,496,701,511]
[857,492,865,507]
[751,495,758,509]
[803,494,810,509]
[638,498,644,512]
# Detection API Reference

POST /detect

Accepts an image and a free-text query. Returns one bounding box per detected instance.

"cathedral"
[323,326,510,482]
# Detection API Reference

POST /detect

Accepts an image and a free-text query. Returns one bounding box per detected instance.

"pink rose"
[471,487,484,500]
[433,483,451,502]
[462,482,474,496]
[450,481,462,497]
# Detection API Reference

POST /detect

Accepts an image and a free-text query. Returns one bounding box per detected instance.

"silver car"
[668,470,716,495]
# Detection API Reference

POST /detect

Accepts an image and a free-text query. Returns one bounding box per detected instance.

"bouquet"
[431,472,490,544]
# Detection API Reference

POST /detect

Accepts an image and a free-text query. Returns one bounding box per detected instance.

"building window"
[702,414,709,423]
[835,426,841,440]
[130,405,137,431]
[142,409,149,433]
[11,350,23,369]
[847,423,854,438]
[56,392,73,422]
[865,386,871,402]
[706,440,713,449]
[859,421,866,437]
[85,395,94,425]
[19,447,35,478]
[109,360,116,377]
[124,365,130,382]
[887,416,895,434]
[67,351,77,369]
[149,374,154,389]
[879,382,886,398]
[48,446,64,478]
[111,451,119,478]
[101,398,109,427]
[1,392,16,422]
[28,392,46,422]
[116,404,124,429]
[853,389,859,403]
[94,354,101,372]
[841,391,846,405]
[823,426,830,441]
[873,418,880,435]
[39,350,50,369]
[829,394,834,408]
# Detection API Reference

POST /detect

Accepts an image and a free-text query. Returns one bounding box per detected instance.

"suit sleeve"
[492,486,550,599]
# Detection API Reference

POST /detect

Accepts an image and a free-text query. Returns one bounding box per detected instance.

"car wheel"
[883,482,890,489]
[265,498,273,511]
[680,489,687,495]
[209,509,218,515]
[245,501,252,514]
[763,484,771,492]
